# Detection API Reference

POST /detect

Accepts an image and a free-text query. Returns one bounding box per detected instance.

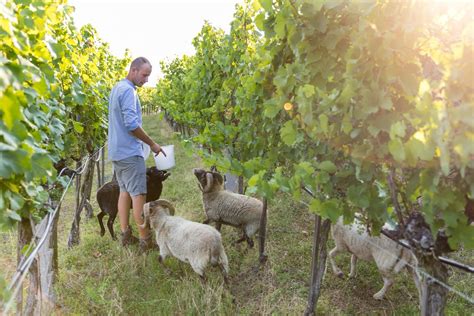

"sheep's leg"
[97,212,106,236]
[215,222,222,232]
[158,243,170,263]
[245,234,254,248]
[328,246,344,278]
[190,261,206,282]
[235,237,245,244]
[220,264,229,285]
[235,231,247,244]
[199,273,207,284]
[373,276,393,300]
[157,251,174,276]
[107,214,117,240]
[234,232,254,248]
[244,225,258,249]
[157,245,176,273]
[349,254,357,278]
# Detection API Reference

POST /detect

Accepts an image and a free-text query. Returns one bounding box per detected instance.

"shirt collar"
[124,78,136,89]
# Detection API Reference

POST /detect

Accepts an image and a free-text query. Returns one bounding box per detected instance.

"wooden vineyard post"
[304,215,331,316]
[16,216,33,313]
[404,212,450,316]
[33,203,61,314]
[67,158,94,248]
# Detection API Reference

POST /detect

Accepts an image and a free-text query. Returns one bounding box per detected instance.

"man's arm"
[120,88,166,157]
[131,127,166,156]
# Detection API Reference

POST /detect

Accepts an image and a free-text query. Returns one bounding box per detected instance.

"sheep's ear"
[213,172,224,185]
[201,172,213,192]
[193,168,205,177]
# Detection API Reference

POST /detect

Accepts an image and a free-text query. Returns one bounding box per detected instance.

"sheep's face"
[193,168,224,193]
[143,200,176,229]
[405,212,435,250]
[146,166,170,183]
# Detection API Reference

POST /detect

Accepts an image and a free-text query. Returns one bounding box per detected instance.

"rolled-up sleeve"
[120,89,139,131]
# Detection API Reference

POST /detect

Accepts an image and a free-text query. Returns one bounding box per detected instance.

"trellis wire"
[3,146,104,314]
[3,174,75,314]
[12,146,103,275]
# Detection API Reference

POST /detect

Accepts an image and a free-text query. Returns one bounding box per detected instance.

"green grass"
[1,114,473,314]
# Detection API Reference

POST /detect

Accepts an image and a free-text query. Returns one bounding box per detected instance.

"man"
[108,57,165,252]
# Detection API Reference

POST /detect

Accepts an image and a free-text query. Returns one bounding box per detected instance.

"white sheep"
[193,168,263,248]
[329,217,421,300]
[141,199,229,283]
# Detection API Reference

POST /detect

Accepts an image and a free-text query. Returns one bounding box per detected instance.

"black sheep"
[96,166,170,239]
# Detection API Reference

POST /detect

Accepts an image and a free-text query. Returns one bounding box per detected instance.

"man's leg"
[118,191,138,246]
[118,191,132,232]
[131,194,155,253]
[114,156,149,250]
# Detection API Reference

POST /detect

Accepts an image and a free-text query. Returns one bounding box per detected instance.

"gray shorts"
[112,156,147,196]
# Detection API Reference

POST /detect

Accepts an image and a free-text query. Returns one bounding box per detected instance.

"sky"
[69,0,245,86]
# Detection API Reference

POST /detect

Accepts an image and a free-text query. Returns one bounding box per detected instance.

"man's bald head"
[127,57,152,87]
[130,57,151,71]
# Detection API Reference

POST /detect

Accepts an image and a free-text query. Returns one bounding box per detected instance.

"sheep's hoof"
[336,271,344,278]
[223,275,229,285]
[234,238,245,244]
[259,253,268,264]
[163,268,172,276]
[373,292,384,300]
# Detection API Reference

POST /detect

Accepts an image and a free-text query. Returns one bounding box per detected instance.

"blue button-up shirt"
[107,79,145,161]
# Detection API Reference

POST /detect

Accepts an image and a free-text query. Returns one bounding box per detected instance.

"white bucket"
[142,143,151,160]
[154,145,175,170]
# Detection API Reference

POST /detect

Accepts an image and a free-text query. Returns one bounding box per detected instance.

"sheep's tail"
[209,235,226,267]
[209,237,229,273]
[210,245,219,266]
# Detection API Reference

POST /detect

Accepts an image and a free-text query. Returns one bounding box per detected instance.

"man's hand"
[151,143,166,157]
